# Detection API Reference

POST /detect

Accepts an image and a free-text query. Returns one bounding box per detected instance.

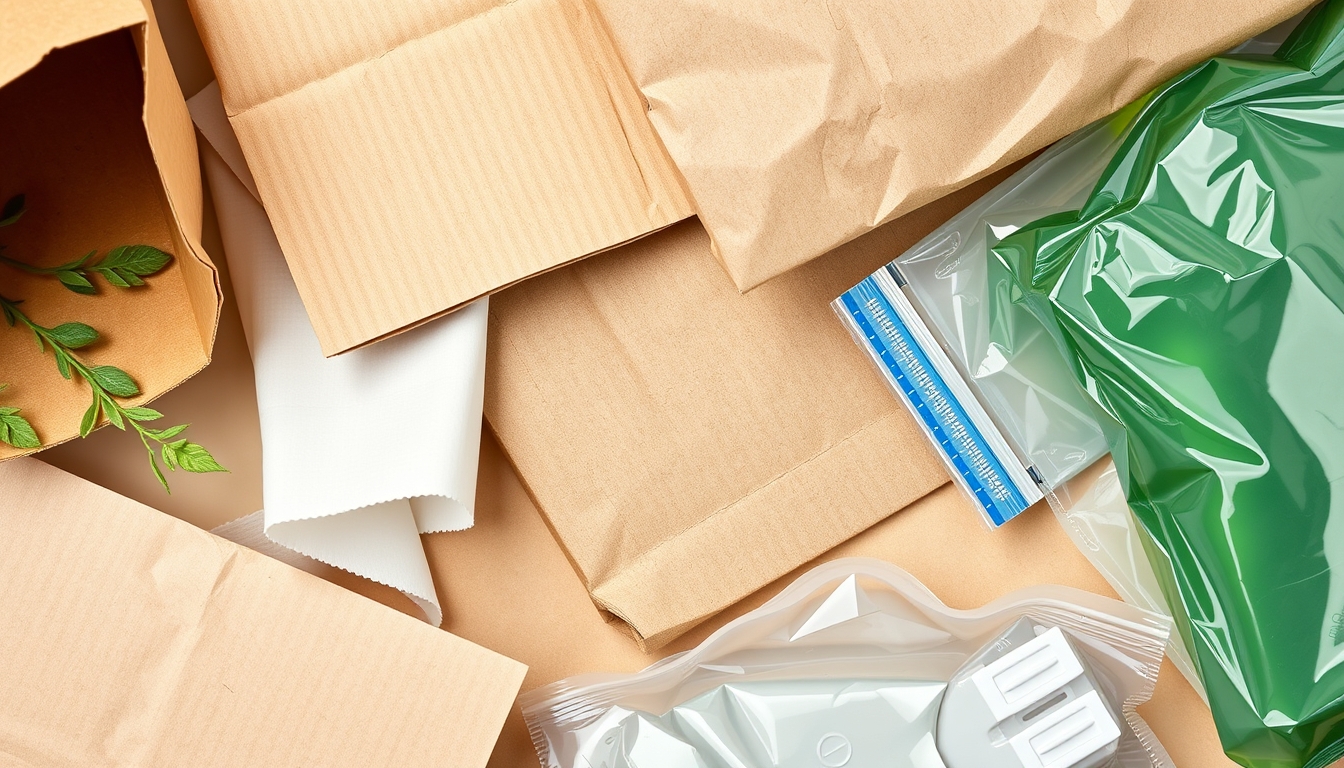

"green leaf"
[56,270,96,295]
[100,245,172,277]
[168,440,226,474]
[47,322,99,349]
[0,194,25,227]
[79,398,100,438]
[54,350,71,380]
[55,251,97,271]
[149,453,169,493]
[123,406,163,422]
[89,365,139,398]
[102,396,124,430]
[146,423,187,441]
[161,439,181,470]
[102,269,131,289]
[0,412,40,449]
[1,303,14,326]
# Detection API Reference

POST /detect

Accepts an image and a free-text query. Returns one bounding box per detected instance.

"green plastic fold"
[993,4,1344,766]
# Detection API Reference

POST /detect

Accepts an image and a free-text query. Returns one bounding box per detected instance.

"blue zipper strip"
[840,276,1032,527]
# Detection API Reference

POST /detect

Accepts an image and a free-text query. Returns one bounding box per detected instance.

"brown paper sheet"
[187,0,693,356]
[486,166,1026,650]
[0,457,525,767]
[0,0,220,461]
[593,0,1317,291]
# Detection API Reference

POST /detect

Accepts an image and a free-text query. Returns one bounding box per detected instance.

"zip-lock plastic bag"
[992,3,1344,765]
[523,558,1173,768]
[832,20,1298,532]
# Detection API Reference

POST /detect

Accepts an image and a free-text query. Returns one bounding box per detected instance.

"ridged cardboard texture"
[0,458,525,767]
[187,0,693,355]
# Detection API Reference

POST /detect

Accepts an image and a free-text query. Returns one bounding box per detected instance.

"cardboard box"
[485,167,1024,650]
[0,0,220,461]
[595,0,1317,291]
[0,457,525,767]
[186,0,694,356]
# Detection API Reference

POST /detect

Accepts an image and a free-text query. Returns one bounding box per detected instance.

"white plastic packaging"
[522,559,1174,768]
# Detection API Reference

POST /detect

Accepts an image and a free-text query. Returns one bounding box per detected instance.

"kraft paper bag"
[486,167,1020,650]
[593,0,1316,291]
[0,458,525,768]
[0,0,220,461]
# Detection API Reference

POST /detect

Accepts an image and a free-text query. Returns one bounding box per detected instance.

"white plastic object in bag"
[522,558,1173,768]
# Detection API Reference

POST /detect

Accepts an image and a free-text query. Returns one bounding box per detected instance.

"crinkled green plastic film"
[994,4,1344,766]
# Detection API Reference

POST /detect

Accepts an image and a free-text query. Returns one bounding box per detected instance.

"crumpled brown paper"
[594,0,1316,291]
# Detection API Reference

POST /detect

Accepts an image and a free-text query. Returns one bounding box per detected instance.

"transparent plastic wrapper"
[992,3,1344,764]
[832,20,1297,527]
[1050,461,1202,700]
[523,558,1173,768]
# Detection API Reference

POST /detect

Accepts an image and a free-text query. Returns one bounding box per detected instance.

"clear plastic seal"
[834,112,1135,529]
[522,558,1173,768]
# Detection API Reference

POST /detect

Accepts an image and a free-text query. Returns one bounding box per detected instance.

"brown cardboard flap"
[0,0,220,461]
[0,458,525,767]
[189,0,693,356]
[593,0,1316,291]
[485,167,1020,649]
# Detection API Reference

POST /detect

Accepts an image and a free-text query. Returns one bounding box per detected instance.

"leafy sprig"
[0,384,39,449]
[0,195,171,294]
[0,294,225,491]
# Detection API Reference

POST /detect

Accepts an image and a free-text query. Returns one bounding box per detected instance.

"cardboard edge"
[135,0,222,361]
[0,0,147,87]
[322,219,690,357]
[587,412,951,649]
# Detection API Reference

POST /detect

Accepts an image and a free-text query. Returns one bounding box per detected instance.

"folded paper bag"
[485,167,1018,650]
[0,0,220,461]
[593,0,1316,291]
[0,458,526,767]
[186,0,693,356]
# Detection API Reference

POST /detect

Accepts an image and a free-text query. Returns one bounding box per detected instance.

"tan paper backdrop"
[38,1,1257,766]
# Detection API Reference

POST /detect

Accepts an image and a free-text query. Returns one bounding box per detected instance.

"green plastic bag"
[992,5,1344,766]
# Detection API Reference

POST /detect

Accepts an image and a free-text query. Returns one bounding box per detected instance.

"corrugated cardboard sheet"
[594,0,1317,290]
[486,168,1021,650]
[0,0,220,461]
[0,457,525,767]
[187,0,693,356]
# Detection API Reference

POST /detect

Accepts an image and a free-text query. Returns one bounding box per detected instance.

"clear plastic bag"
[523,558,1173,768]
[1048,460,1203,703]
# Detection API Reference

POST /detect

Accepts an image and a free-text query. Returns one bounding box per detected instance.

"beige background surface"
[39,1,1242,765]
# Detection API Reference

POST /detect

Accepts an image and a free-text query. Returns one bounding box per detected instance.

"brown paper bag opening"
[0,3,220,462]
